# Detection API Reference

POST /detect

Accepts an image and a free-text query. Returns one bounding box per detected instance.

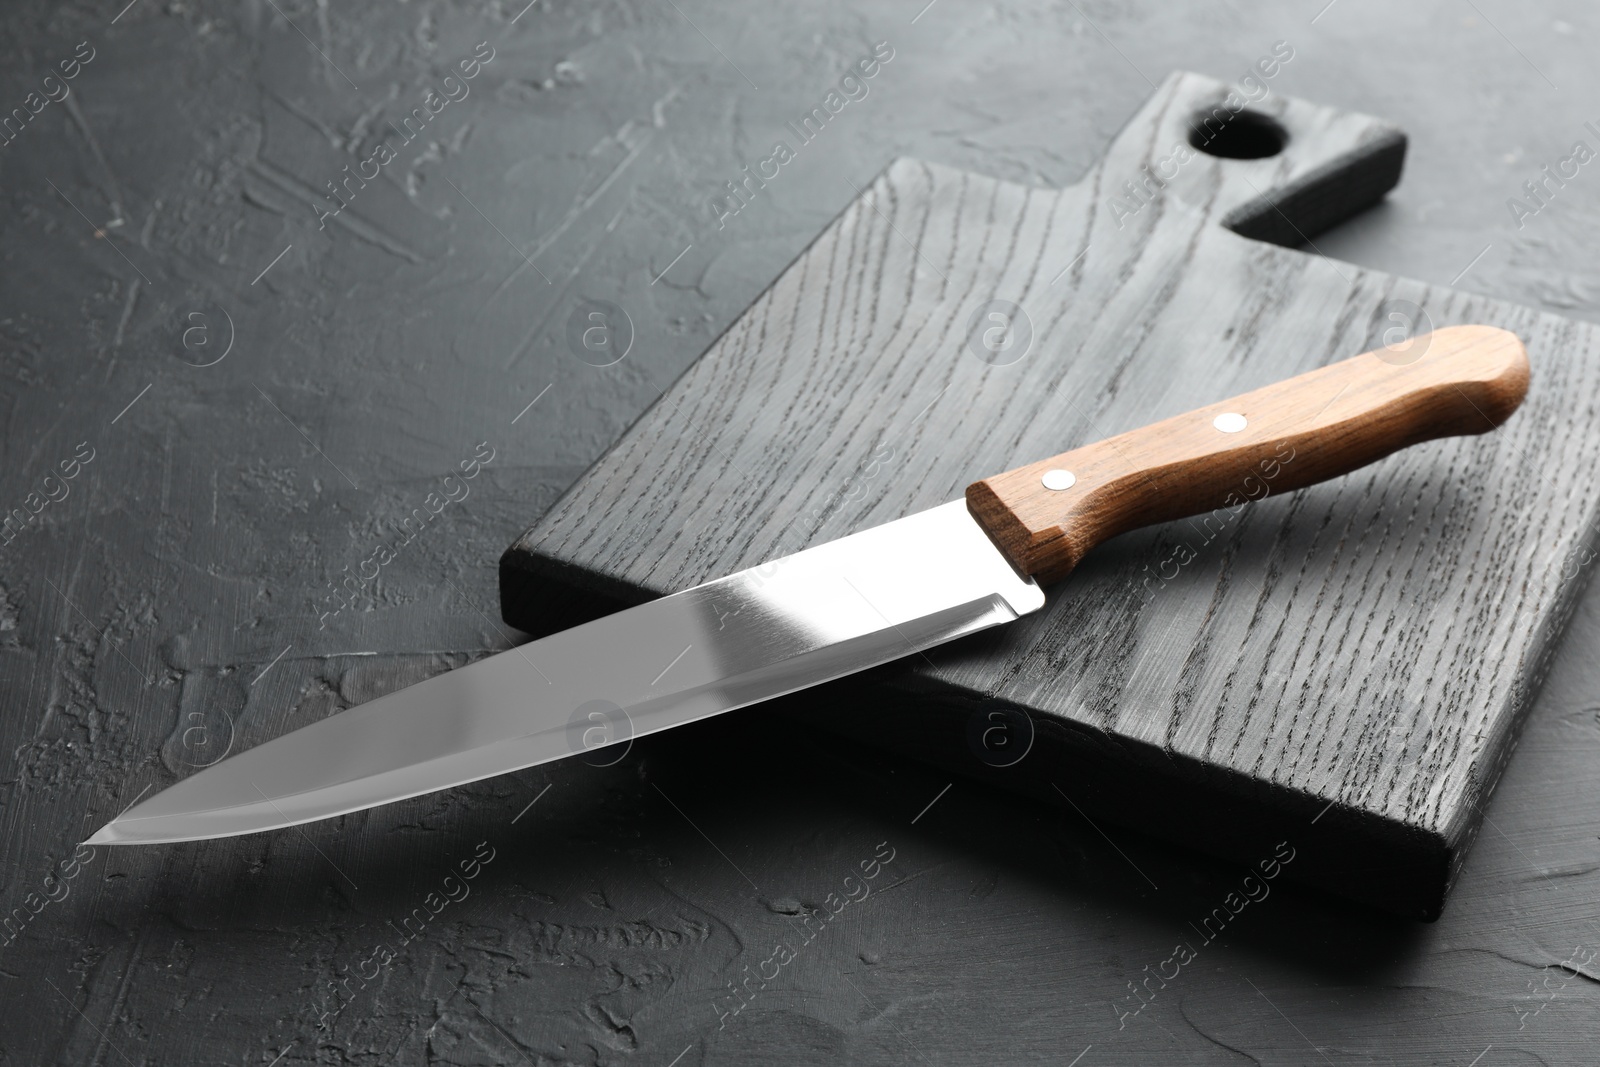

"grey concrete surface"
[2,0,1599,1063]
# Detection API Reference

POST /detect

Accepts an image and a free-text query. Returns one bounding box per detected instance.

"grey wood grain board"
[501,70,1600,919]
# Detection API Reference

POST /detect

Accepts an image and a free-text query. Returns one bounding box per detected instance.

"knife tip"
[83,822,125,847]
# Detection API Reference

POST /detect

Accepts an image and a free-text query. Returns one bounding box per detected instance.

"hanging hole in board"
[1187,107,1288,160]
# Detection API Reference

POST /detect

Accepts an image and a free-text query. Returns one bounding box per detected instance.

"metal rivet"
[1213,412,1247,433]
[1041,468,1076,491]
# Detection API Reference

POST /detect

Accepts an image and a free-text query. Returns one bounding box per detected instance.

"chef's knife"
[87,325,1529,845]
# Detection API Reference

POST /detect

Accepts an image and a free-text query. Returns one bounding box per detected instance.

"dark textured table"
[4,0,1600,1063]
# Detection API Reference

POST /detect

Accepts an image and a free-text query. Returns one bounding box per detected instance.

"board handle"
[965,325,1530,584]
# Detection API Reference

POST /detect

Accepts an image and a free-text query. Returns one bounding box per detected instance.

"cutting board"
[499,71,1600,919]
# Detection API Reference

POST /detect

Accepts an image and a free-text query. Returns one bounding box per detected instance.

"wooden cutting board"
[499,71,1600,919]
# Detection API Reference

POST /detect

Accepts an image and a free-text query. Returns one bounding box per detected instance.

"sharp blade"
[87,501,1043,845]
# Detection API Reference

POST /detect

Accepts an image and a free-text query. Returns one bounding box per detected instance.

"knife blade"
[87,324,1529,845]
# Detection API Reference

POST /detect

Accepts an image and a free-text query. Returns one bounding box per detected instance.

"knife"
[87,324,1529,845]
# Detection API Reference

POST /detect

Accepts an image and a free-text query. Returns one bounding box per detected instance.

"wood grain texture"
[502,71,1600,919]
[967,325,1530,582]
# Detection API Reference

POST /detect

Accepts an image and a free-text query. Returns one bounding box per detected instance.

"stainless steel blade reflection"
[87,501,1043,844]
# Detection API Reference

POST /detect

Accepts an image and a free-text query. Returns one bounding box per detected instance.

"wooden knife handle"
[965,325,1530,584]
